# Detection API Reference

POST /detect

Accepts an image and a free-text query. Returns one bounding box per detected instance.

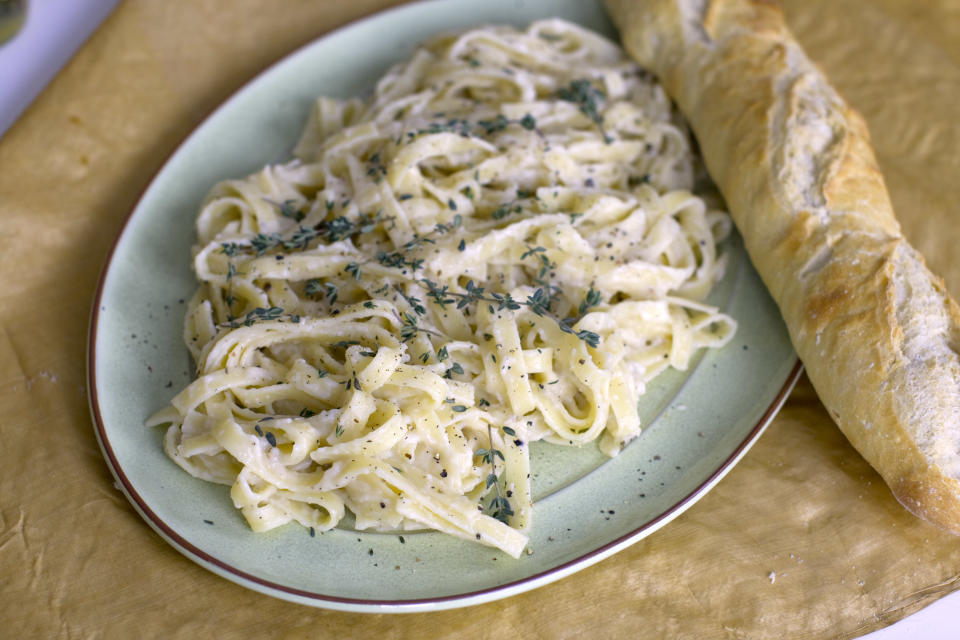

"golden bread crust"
[605,0,960,533]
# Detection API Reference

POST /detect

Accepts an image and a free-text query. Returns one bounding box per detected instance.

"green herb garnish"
[557,79,610,142]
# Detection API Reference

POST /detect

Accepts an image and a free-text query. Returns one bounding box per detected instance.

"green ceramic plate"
[88,0,801,613]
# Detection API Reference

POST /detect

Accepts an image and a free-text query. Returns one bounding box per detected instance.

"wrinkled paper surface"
[2,1,960,637]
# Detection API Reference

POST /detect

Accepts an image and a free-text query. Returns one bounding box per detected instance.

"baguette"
[604,0,960,534]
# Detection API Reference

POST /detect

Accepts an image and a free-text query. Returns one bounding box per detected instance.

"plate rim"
[85,0,803,613]
[88,354,800,612]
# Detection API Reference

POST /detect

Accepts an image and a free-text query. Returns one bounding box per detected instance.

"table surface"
[3,1,960,637]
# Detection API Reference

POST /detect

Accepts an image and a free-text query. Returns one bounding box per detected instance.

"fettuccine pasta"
[147,19,736,558]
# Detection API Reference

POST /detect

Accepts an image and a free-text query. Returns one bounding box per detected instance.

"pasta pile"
[147,19,736,558]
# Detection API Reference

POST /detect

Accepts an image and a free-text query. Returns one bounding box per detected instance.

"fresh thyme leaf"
[490,292,522,311]
[324,215,357,242]
[520,245,546,260]
[359,209,383,234]
[490,495,514,524]
[524,288,551,316]
[394,286,426,315]
[491,202,522,220]
[299,408,316,418]
[306,279,324,296]
[577,329,601,349]
[375,250,410,270]
[250,233,282,255]
[242,306,284,326]
[344,262,362,280]
[557,78,610,142]
[520,113,537,130]
[366,152,387,183]
[278,199,305,222]
[464,280,485,306]
[422,280,455,308]
[402,234,436,252]
[476,114,511,136]
[325,282,338,304]
[285,226,318,250]
[578,286,602,316]
[432,215,462,237]
[502,426,516,437]
[220,242,241,257]
[451,405,467,413]
[399,312,420,342]
[481,424,513,524]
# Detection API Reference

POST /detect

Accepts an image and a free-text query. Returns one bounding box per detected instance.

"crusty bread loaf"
[604,0,960,533]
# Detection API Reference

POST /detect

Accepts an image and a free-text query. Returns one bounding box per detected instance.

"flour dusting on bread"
[606,0,960,533]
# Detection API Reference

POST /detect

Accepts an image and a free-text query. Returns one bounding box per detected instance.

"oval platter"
[88,0,802,613]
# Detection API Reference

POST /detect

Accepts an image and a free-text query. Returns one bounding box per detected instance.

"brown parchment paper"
[2,1,960,637]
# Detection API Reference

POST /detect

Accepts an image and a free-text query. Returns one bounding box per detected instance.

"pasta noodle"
[147,19,737,558]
